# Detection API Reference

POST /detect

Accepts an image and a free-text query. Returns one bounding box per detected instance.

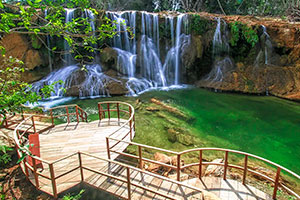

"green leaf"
[0,1,4,9]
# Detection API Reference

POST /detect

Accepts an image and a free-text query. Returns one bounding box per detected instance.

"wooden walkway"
[10,102,300,199]
[39,119,131,161]
[18,119,271,200]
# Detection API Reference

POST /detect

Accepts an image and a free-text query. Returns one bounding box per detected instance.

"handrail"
[98,101,135,138]
[49,104,88,123]
[106,137,300,200]
[12,101,300,200]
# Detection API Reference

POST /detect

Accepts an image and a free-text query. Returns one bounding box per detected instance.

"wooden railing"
[97,101,135,160]
[14,115,203,199]
[49,104,88,124]
[3,104,87,133]
[13,101,300,200]
[106,137,300,200]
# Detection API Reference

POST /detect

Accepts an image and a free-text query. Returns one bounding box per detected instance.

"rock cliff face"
[194,14,300,101]
[1,33,45,71]
[1,12,300,100]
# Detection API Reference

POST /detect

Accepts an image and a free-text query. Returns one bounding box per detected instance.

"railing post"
[243,155,248,185]
[117,103,120,125]
[177,154,181,181]
[32,157,39,188]
[50,109,54,126]
[127,167,131,200]
[133,115,136,131]
[138,146,143,169]
[49,163,57,199]
[98,103,101,120]
[31,116,36,133]
[75,106,79,123]
[272,167,281,200]
[129,120,132,140]
[199,150,202,179]
[223,151,228,180]
[23,156,29,178]
[106,137,111,159]
[66,106,70,123]
[78,152,84,181]
[79,109,84,122]
[107,103,110,124]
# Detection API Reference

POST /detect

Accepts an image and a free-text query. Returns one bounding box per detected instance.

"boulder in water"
[105,80,128,96]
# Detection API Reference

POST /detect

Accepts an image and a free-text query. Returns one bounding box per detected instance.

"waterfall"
[32,9,116,98]
[33,11,191,99]
[174,14,185,85]
[140,12,166,87]
[45,10,53,72]
[64,8,75,66]
[254,25,273,67]
[31,64,115,98]
[205,18,234,82]
[32,65,80,97]
[262,25,273,65]
[79,64,115,97]
[107,11,189,95]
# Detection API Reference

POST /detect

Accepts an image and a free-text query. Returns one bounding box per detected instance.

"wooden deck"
[20,119,271,200]
[39,119,132,161]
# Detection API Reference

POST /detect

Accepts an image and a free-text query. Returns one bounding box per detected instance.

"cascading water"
[205,18,234,82]
[32,9,116,100]
[262,25,273,65]
[174,14,185,85]
[83,9,100,63]
[107,11,190,95]
[64,8,75,66]
[33,11,191,100]
[32,65,79,97]
[255,25,273,66]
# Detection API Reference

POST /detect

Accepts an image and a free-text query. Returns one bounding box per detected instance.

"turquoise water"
[141,88,300,174]
[68,88,300,174]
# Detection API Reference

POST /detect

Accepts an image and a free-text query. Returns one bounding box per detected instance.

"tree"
[0,0,119,121]
[0,0,117,65]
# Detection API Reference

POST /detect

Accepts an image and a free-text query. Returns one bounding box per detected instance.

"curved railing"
[48,104,88,123]
[106,138,300,200]
[97,101,135,159]
[13,102,300,199]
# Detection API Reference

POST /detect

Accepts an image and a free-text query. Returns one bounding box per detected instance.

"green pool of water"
[67,88,300,174]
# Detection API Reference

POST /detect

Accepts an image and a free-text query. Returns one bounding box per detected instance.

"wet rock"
[105,80,128,96]
[66,85,81,96]
[100,47,118,71]
[204,159,224,177]
[197,65,300,101]
[25,50,44,70]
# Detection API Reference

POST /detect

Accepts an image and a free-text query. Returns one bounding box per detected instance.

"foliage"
[62,189,85,200]
[0,0,118,65]
[229,22,258,47]
[190,15,210,35]
[0,185,5,200]
[0,145,13,164]
[0,53,61,126]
